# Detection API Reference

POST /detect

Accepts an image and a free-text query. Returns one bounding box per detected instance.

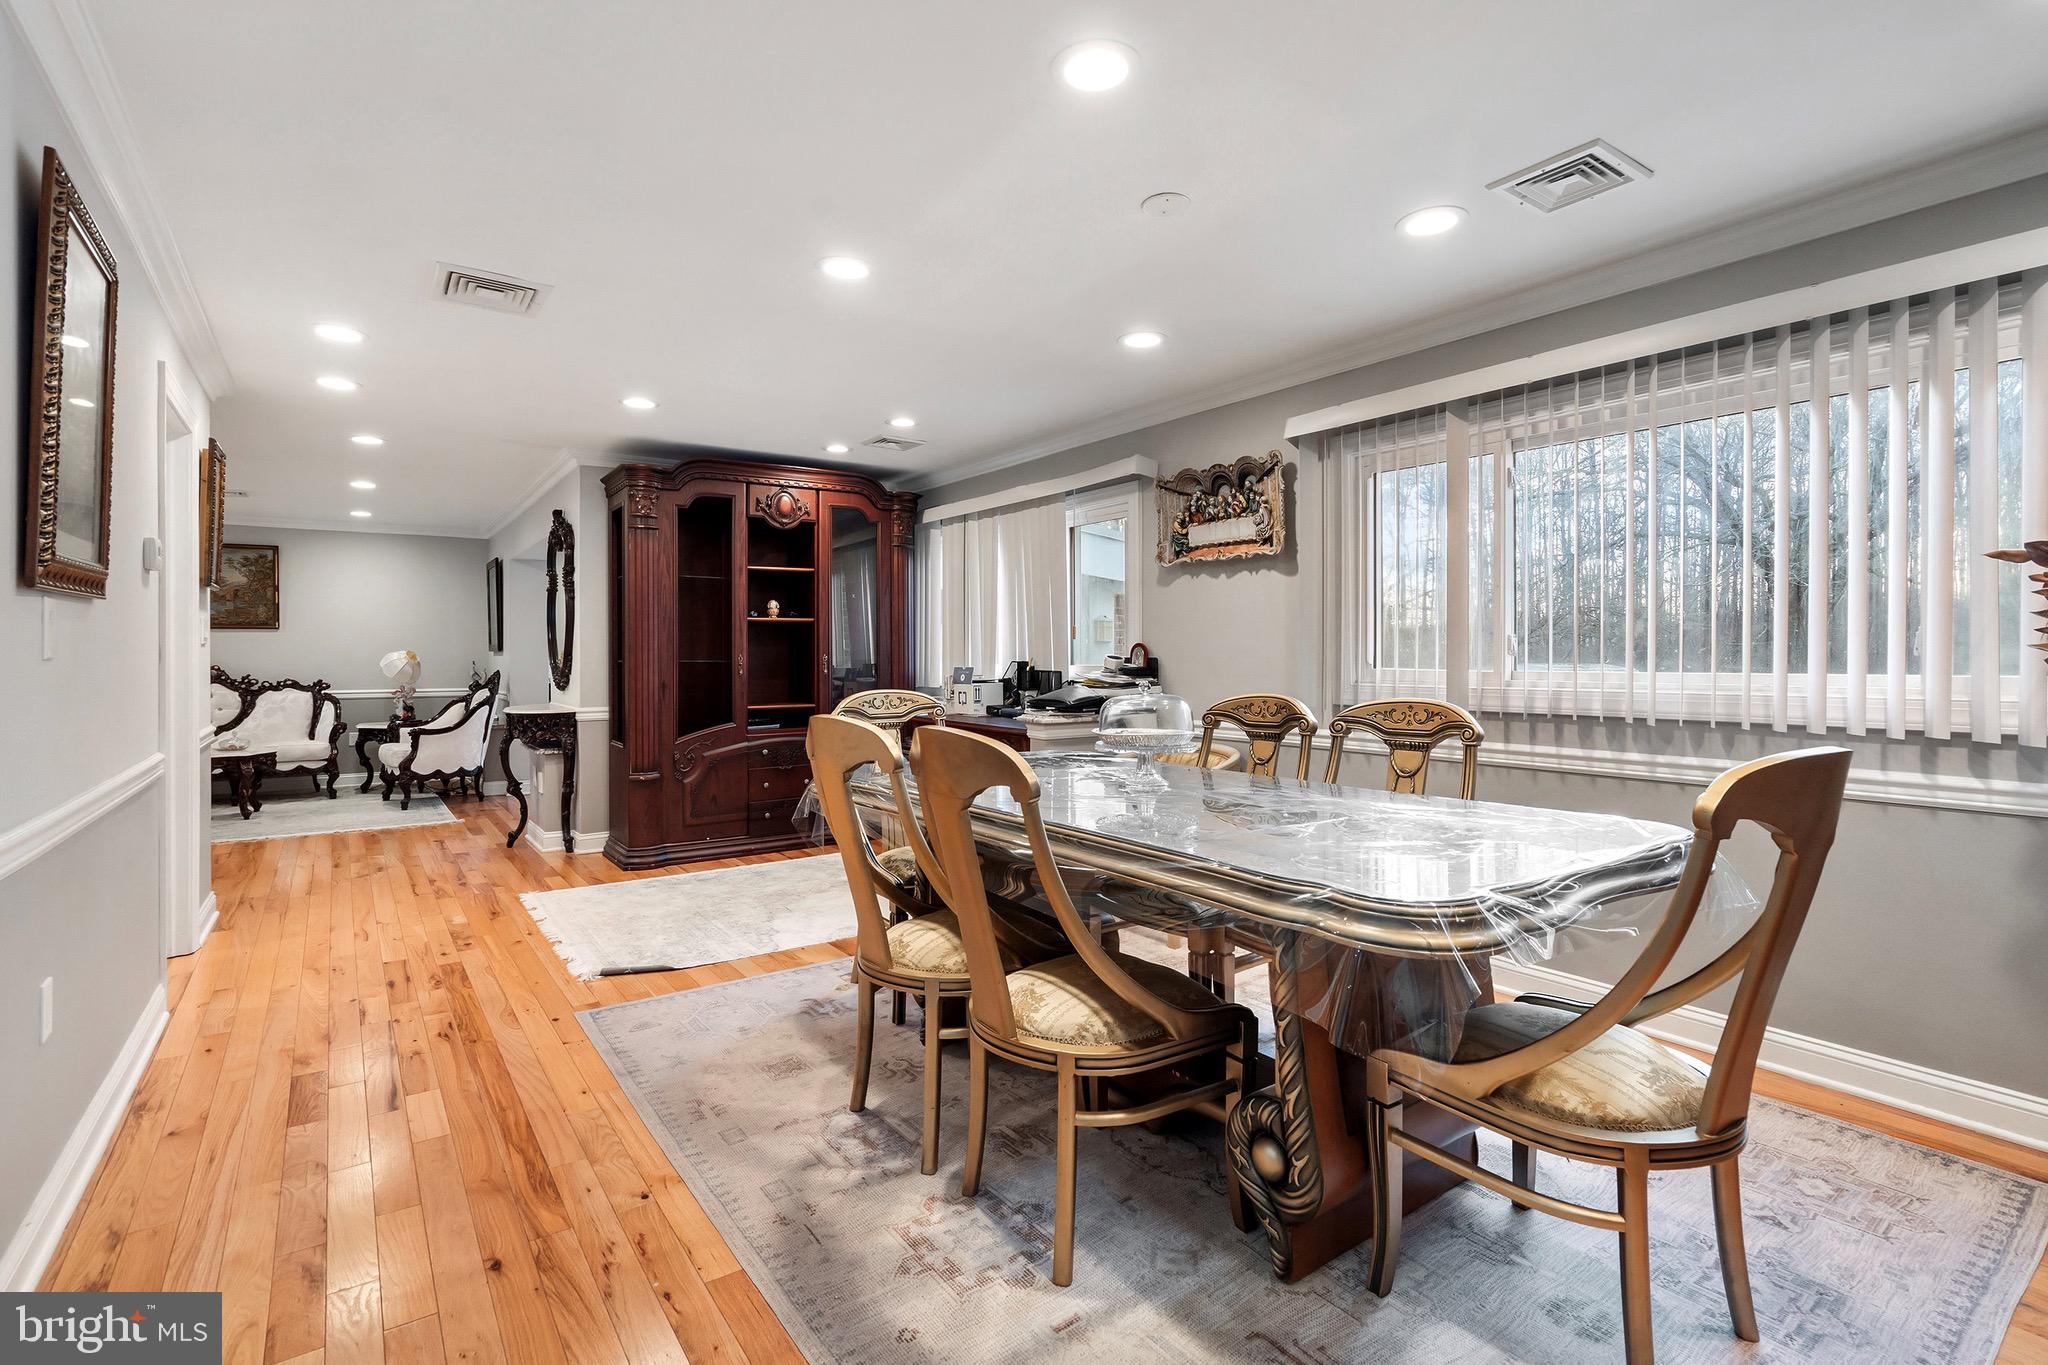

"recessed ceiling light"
[60,333,90,349]
[1120,330,1164,350]
[67,396,95,408]
[1397,205,1467,238]
[349,479,377,490]
[824,442,849,454]
[818,256,870,281]
[349,509,373,518]
[314,323,364,344]
[316,375,359,392]
[888,416,916,429]
[1055,40,1134,92]
[350,434,384,446]
[621,395,657,410]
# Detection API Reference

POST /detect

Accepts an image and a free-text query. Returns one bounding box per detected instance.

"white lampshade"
[379,649,421,689]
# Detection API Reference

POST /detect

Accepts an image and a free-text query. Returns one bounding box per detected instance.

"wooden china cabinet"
[601,459,917,868]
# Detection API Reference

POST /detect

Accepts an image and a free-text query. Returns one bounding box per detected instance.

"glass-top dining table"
[844,750,1758,1281]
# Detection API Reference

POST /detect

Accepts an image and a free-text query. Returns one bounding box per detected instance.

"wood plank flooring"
[38,796,2048,1363]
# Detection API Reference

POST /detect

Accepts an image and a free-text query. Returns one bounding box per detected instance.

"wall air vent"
[226,488,250,498]
[1488,139,1652,213]
[861,435,925,453]
[433,261,553,315]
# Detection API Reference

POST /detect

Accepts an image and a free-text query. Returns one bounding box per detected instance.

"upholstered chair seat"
[375,741,406,770]
[270,739,337,764]
[1448,1002,1706,1134]
[883,910,1022,976]
[1005,953,1234,1048]
[875,845,919,885]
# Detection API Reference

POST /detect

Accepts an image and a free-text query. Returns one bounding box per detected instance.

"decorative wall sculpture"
[1156,450,1286,566]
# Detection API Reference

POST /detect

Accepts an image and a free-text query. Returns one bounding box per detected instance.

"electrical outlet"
[39,978,54,1043]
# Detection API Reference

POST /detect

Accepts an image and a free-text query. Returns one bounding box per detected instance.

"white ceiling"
[81,0,2048,535]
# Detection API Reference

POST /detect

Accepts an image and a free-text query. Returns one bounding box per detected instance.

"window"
[1067,489,1142,673]
[1327,271,2047,745]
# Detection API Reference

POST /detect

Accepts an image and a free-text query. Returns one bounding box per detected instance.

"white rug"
[209,788,457,843]
[583,960,2048,1365]
[522,854,857,978]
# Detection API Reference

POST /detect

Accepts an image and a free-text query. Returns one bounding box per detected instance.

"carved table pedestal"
[500,705,579,852]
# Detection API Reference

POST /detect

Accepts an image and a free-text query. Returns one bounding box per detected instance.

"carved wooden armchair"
[379,671,502,808]
[1363,746,1852,1364]
[1324,698,1485,797]
[209,666,346,797]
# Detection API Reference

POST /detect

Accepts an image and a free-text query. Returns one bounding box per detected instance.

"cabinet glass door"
[826,504,881,707]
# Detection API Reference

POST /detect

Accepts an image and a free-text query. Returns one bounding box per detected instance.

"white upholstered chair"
[210,667,347,796]
[379,672,501,808]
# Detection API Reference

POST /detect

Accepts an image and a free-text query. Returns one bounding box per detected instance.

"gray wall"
[917,174,2048,1098]
[213,524,502,781]
[0,11,212,1283]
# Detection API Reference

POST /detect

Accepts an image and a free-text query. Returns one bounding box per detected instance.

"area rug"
[522,853,855,977]
[582,960,2048,1365]
[208,788,456,843]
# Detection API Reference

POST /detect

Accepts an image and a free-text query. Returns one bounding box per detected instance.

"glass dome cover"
[1093,683,1198,787]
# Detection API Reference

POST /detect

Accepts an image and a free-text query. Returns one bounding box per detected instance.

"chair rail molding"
[0,980,168,1289]
[1493,959,2048,1152]
[0,751,165,881]
[0,0,231,397]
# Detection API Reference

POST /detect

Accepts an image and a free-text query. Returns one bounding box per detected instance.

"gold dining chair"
[807,714,1064,1174]
[911,724,1258,1286]
[829,689,948,1023]
[1323,699,1485,797]
[1160,743,1240,771]
[1362,746,1852,1364]
[1193,693,1318,779]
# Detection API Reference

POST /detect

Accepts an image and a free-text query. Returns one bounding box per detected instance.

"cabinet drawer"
[750,799,801,838]
[745,764,811,803]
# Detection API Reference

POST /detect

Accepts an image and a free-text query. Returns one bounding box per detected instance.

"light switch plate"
[39,978,54,1043]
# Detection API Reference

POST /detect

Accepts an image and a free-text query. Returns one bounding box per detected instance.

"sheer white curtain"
[916,494,1069,684]
[1320,267,2048,745]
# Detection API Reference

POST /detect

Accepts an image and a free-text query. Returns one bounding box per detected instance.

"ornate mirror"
[23,147,120,598]
[546,509,575,691]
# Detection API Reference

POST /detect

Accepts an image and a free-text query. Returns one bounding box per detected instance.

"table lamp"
[380,649,422,721]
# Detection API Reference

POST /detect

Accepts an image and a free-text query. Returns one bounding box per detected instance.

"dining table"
[845,749,1759,1282]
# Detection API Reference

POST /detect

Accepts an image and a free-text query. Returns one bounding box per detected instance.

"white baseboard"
[1491,959,2048,1152]
[189,892,219,954]
[522,824,608,855]
[0,981,170,1290]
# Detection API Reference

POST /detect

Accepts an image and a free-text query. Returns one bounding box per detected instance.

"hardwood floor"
[38,796,2048,1364]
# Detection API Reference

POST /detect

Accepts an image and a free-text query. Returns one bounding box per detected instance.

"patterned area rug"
[522,853,854,978]
[583,961,2047,1364]
[208,788,456,843]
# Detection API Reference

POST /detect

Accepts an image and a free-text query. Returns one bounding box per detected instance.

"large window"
[1067,489,1142,673]
[1330,273,2046,744]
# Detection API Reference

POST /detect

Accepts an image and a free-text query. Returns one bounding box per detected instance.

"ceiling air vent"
[433,261,553,315]
[1488,139,1652,213]
[862,435,925,453]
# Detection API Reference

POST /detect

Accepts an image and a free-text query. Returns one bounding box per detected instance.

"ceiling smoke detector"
[434,261,553,315]
[862,434,925,453]
[1488,138,1652,213]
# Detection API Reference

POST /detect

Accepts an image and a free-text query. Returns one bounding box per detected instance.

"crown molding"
[227,514,487,540]
[3,0,234,399]
[483,450,616,542]
[900,121,2048,496]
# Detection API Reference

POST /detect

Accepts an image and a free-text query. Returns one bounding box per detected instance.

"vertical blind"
[1323,269,2048,746]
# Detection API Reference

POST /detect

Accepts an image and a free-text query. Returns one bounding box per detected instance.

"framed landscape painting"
[213,542,280,629]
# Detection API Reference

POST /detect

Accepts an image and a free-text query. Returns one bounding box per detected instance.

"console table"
[500,705,579,852]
